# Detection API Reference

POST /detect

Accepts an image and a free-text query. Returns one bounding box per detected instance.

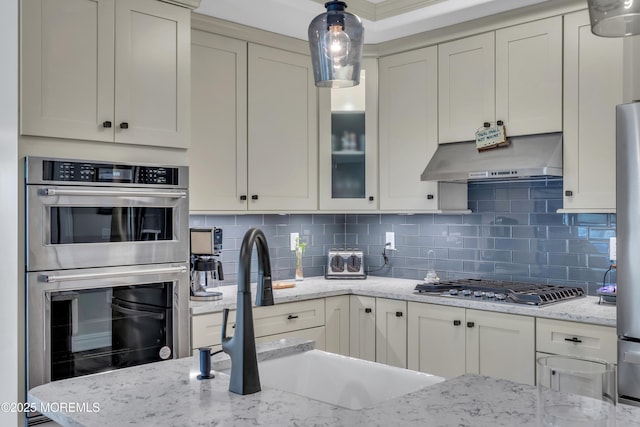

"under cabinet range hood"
[420,133,563,182]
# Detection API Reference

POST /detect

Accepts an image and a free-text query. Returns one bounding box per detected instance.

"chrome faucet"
[221,228,274,395]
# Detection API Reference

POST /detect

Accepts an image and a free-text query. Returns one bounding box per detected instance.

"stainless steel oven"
[25,157,188,271]
[25,157,190,422]
[27,263,189,388]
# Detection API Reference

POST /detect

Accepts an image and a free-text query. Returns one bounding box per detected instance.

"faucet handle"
[221,308,231,343]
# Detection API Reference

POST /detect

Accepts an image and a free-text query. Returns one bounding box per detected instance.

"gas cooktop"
[414,278,585,306]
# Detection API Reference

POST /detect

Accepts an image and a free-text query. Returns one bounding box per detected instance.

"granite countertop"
[190,277,617,327]
[29,338,640,427]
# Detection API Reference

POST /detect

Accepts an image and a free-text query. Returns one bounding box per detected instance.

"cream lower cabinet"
[536,318,617,364]
[561,10,623,212]
[375,298,407,368]
[408,302,535,385]
[349,295,376,361]
[325,296,350,356]
[191,299,326,353]
[378,46,468,212]
[21,0,190,148]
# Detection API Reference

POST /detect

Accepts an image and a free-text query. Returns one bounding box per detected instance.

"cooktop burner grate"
[414,279,585,306]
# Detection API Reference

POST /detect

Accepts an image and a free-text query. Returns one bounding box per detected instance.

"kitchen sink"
[253,349,445,410]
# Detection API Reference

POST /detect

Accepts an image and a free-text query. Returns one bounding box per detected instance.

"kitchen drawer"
[257,326,326,351]
[253,299,325,338]
[536,318,616,363]
[191,309,237,349]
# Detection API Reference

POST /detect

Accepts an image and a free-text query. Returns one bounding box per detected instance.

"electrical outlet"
[385,232,395,250]
[290,232,299,251]
[609,237,617,262]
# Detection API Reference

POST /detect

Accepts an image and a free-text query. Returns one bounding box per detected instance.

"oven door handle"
[40,266,187,283]
[41,188,187,199]
[111,302,166,320]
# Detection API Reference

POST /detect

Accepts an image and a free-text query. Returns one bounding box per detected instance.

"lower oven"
[27,262,190,390]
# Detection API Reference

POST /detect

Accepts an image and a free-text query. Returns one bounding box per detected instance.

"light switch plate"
[609,237,616,262]
[290,232,299,251]
[385,232,395,250]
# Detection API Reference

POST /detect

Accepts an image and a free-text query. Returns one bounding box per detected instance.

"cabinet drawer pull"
[565,190,573,197]
[395,311,403,317]
[102,121,112,128]
[368,196,374,201]
[467,321,475,328]
[119,122,129,129]
[427,194,434,200]
[287,314,299,320]
[240,195,247,201]
[251,195,259,200]
[564,337,583,344]
[453,320,461,326]
[365,308,372,314]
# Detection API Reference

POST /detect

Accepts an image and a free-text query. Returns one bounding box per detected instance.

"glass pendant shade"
[308,1,364,88]
[588,0,640,37]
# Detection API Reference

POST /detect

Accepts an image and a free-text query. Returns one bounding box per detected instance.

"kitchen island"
[28,338,640,427]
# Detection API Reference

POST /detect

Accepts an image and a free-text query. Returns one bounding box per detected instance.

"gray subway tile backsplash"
[190,179,615,295]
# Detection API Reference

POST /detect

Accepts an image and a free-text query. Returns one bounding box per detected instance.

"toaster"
[325,249,366,279]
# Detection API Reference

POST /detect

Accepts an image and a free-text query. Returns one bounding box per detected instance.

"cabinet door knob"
[368,196,374,201]
[565,190,573,197]
[240,195,247,201]
[395,311,403,317]
[467,321,475,328]
[497,120,504,126]
[119,122,129,129]
[564,337,583,343]
[453,320,461,326]
[426,194,434,200]
[365,308,372,313]
[251,195,259,200]
[287,314,299,320]
[102,121,112,128]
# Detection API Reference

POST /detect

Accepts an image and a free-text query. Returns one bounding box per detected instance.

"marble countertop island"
[29,339,640,427]
[190,277,617,327]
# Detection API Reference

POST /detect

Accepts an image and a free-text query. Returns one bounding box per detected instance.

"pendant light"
[588,0,640,37]
[308,1,364,88]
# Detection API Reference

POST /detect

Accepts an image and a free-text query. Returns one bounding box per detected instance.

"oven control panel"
[42,160,179,185]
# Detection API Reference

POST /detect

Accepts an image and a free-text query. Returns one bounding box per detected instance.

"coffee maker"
[190,227,224,301]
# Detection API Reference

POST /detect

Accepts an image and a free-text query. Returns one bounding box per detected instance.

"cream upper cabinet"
[562,10,623,213]
[375,298,407,368]
[189,31,247,212]
[408,302,535,385]
[379,46,468,212]
[438,32,495,143]
[495,16,562,136]
[438,17,562,143]
[319,58,378,211]
[247,44,318,211]
[21,0,190,149]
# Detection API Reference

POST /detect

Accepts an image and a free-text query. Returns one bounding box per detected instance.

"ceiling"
[194,0,552,44]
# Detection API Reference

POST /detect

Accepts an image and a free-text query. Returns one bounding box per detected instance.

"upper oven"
[25,157,189,271]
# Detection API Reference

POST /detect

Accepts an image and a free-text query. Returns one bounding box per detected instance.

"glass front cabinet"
[319,58,378,210]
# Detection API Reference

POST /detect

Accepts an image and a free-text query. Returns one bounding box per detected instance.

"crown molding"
[312,0,444,21]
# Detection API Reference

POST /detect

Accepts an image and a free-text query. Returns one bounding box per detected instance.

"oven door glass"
[50,283,173,382]
[50,207,173,244]
[26,185,188,270]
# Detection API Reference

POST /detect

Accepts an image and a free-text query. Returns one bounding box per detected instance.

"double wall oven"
[25,157,190,402]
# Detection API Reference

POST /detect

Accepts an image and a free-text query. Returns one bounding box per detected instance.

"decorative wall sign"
[475,121,508,151]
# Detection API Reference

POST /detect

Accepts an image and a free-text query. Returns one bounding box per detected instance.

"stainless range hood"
[420,133,563,182]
